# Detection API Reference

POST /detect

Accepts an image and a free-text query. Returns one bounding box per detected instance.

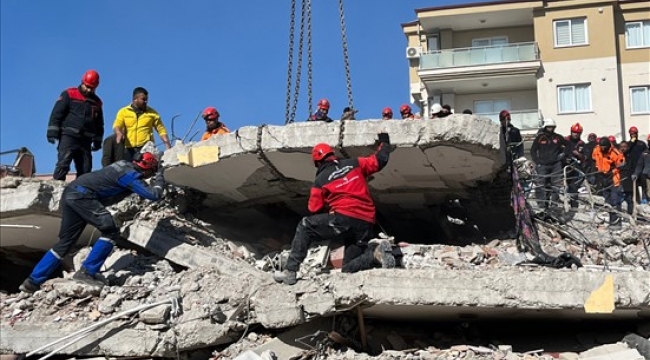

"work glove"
[556,152,566,162]
[631,174,638,181]
[47,137,58,144]
[91,140,102,152]
[378,132,390,144]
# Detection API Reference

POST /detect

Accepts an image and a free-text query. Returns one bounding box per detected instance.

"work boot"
[18,278,40,294]
[273,270,297,285]
[72,269,105,287]
[373,240,396,269]
[609,213,621,229]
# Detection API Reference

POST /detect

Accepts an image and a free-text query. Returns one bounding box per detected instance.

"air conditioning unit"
[406,46,422,59]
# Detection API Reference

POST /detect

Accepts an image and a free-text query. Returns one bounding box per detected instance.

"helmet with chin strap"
[133,152,159,172]
[312,143,334,162]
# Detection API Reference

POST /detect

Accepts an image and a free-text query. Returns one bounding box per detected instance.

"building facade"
[402,0,649,139]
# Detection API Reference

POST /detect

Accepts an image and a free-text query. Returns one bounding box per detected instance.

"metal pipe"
[0,224,41,229]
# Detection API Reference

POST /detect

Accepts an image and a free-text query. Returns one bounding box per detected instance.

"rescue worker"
[429,103,443,119]
[499,110,524,165]
[381,107,393,120]
[632,146,650,204]
[608,135,617,149]
[273,132,394,285]
[341,107,358,120]
[440,104,452,118]
[563,123,586,208]
[200,107,230,141]
[19,152,165,293]
[530,118,566,209]
[48,69,104,180]
[626,126,648,203]
[101,134,125,167]
[592,138,625,228]
[583,133,598,186]
[462,109,473,115]
[399,104,415,120]
[308,99,333,122]
[113,87,172,161]
[618,141,635,214]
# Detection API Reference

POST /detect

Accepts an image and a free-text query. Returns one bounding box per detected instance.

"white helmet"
[430,103,442,115]
[542,118,556,128]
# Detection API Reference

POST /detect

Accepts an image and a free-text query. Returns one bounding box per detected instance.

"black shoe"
[373,240,396,269]
[19,278,40,294]
[72,270,105,287]
[273,270,297,285]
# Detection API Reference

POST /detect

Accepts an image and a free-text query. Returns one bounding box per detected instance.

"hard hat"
[608,135,616,143]
[629,126,638,134]
[202,107,219,120]
[542,118,556,127]
[81,69,100,88]
[133,152,159,172]
[430,103,442,115]
[399,104,412,114]
[317,99,330,110]
[570,123,583,133]
[499,110,510,120]
[382,107,393,116]
[312,143,334,162]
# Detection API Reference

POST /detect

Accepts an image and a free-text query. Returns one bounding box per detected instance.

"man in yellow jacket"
[113,87,171,161]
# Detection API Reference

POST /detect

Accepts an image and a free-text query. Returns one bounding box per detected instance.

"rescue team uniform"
[22,160,164,290]
[48,87,104,180]
[285,134,391,274]
[201,124,230,141]
[593,144,625,225]
[530,129,566,207]
[112,105,168,160]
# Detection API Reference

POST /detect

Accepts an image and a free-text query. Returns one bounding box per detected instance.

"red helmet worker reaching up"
[308,98,333,122]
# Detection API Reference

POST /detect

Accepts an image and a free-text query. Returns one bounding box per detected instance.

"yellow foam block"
[176,145,220,167]
[584,275,615,314]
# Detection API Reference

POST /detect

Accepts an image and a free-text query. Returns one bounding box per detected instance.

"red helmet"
[499,110,510,120]
[312,143,334,162]
[81,69,100,88]
[399,104,412,114]
[133,152,159,171]
[570,123,583,134]
[382,107,393,116]
[608,135,616,143]
[588,133,597,141]
[202,107,219,120]
[317,99,330,110]
[629,126,638,134]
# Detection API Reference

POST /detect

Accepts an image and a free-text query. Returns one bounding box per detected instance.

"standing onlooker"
[341,107,358,120]
[308,99,333,122]
[618,141,635,214]
[381,107,393,120]
[101,134,125,167]
[583,133,598,186]
[113,87,172,161]
[201,107,230,141]
[499,110,523,165]
[632,147,650,204]
[530,118,565,209]
[48,70,104,180]
[399,104,415,120]
[626,126,648,203]
[593,138,625,227]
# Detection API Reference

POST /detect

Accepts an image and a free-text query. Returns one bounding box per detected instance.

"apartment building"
[402,0,650,139]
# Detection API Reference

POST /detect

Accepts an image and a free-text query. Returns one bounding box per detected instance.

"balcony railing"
[477,109,541,130]
[420,42,539,70]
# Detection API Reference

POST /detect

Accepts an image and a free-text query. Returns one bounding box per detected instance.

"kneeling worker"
[19,152,166,293]
[274,132,395,285]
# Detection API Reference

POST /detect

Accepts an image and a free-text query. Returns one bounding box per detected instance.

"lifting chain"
[289,0,307,124]
[284,0,297,124]
[338,0,354,109]
[306,0,313,117]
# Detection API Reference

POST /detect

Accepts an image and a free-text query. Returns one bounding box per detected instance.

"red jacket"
[308,140,390,223]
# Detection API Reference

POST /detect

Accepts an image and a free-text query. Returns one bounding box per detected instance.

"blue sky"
[1,0,476,174]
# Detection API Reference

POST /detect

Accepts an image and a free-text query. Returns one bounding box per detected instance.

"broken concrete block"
[140,304,171,325]
[50,279,102,298]
[254,318,329,359]
[234,351,264,360]
[98,293,122,314]
[580,343,640,359]
[329,245,344,269]
[558,353,580,360]
[174,320,234,350]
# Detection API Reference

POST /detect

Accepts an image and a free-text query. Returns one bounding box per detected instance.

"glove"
[91,140,102,152]
[556,153,566,162]
[631,174,638,181]
[47,137,58,144]
[378,132,390,144]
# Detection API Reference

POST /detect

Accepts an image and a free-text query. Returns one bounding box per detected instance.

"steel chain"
[284,0,297,124]
[306,0,313,116]
[338,0,354,109]
[290,0,307,123]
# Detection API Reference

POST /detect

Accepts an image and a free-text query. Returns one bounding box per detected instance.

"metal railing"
[477,109,541,130]
[420,42,539,70]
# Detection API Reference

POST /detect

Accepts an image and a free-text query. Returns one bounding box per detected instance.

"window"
[554,18,588,47]
[472,37,508,47]
[557,84,591,113]
[626,21,650,48]
[474,100,511,114]
[427,35,440,52]
[631,86,650,114]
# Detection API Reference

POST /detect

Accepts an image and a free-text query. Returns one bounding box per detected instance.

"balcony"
[420,42,539,70]
[477,109,541,131]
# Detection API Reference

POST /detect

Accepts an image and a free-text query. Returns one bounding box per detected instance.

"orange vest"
[592,147,625,186]
[201,125,230,141]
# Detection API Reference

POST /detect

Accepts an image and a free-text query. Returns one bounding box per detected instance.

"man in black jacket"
[19,152,165,294]
[632,148,650,204]
[499,110,523,166]
[530,118,566,209]
[626,126,648,203]
[47,70,104,180]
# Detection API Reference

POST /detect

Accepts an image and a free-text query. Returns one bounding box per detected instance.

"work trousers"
[51,187,119,258]
[565,167,584,208]
[535,162,562,208]
[603,186,621,225]
[53,135,92,181]
[286,212,376,273]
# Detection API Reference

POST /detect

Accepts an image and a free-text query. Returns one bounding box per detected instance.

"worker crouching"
[19,152,166,293]
[274,133,395,285]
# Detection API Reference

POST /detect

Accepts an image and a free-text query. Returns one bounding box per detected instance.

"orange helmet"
[81,69,100,88]
[382,107,393,117]
[399,104,412,114]
[317,99,330,110]
[570,123,583,134]
[202,107,219,120]
[312,143,334,162]
[629,126,638,134]
[133,152,159,172]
